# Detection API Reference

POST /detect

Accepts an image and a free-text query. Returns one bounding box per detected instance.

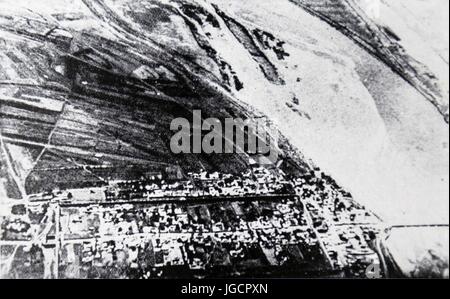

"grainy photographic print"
[0,0,448,282]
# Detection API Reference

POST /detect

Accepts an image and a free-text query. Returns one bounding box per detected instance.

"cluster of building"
[1,218,31,239]
[5,167,382,278]
[102,167,382,276]
[292,172,381,276]
[59,196,331,278]
[104,167,292,201]
[1,213,32,241]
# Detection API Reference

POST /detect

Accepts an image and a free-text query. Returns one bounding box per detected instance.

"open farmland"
[0,0,265,196]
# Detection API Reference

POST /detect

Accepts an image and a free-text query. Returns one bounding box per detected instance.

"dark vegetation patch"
[212,5,285,85]
[253,29,290,60]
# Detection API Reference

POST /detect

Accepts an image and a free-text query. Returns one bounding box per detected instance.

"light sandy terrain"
[386,227,449,277]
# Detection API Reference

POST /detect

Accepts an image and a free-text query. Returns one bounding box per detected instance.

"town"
[1,165,382,279]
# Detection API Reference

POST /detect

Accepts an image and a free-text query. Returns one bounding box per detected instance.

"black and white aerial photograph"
[0,0,448,283]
